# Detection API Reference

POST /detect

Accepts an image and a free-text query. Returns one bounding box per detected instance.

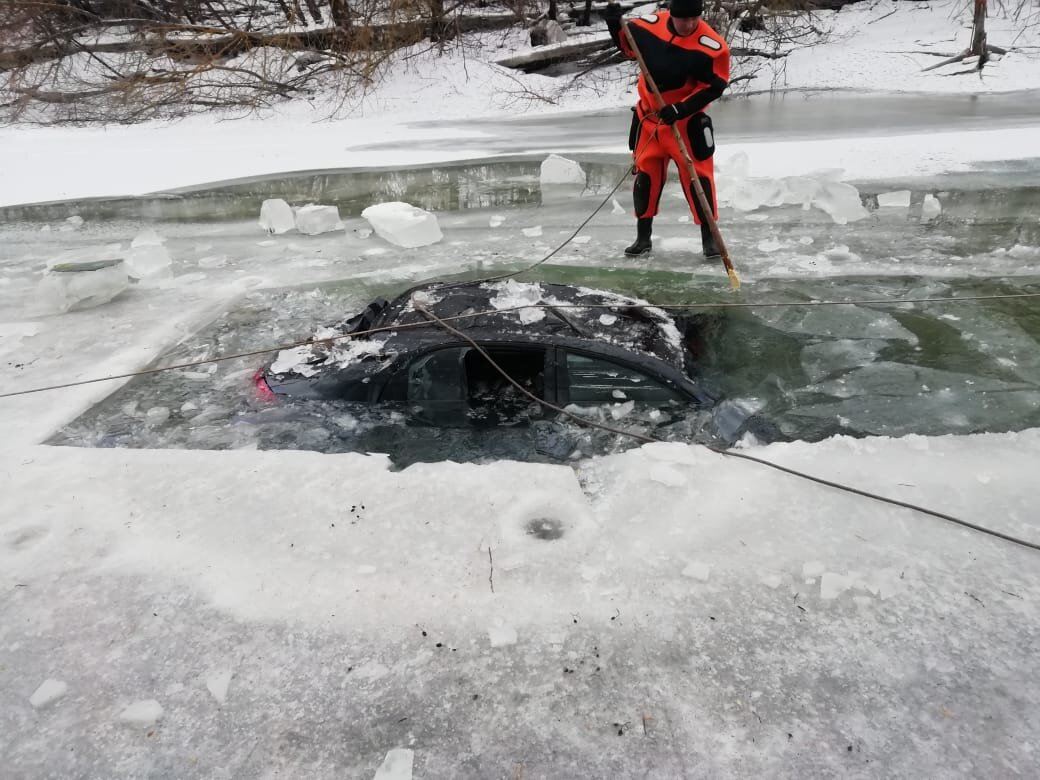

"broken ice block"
[540,154,586,186]
[29,678,68,708]
[295,204,342,235]
[259,198,295,234]
[811,181,868,225]
[877,190,911,209]
[361,202,442,248]
[921,194,942,222]
[118,699,163,727]
[38,259,129,314]
[373,748,414,780]
[126,229,173,280]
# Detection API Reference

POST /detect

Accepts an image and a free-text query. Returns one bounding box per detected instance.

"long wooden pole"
[622,22,740,289]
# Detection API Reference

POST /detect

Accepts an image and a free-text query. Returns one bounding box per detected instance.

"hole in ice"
[525,517,564,540]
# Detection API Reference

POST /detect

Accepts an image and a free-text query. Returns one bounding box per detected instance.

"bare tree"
[922,0,1010,75]
[0,0,517,123]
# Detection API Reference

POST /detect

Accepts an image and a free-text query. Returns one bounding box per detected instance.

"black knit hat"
[669,0,703,19]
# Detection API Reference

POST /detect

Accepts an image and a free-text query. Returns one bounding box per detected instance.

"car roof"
[371,279,688,370]
[267,280,692,382]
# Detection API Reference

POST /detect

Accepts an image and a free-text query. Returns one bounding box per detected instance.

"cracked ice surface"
[2,435,1039,776]
[1,160,1040,776]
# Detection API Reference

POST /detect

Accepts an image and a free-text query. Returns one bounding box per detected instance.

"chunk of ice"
[30,678,68,708]
[609,400,635,420]
[801,339,886,383]
[539,153,585,186]
[811,181,868,225]
[611,198,626,215]
[802,561,826,577]
[361,202,443,248]
[522,226,543,237]
[877,190,911,209]
[205,669,233,704]
[681,562,711,581]
[820,572,853,600]
[37,259,129,314]
[118,699,163,726]
[921,193,942,222]
[259,198,295,234]
[145,406,170,425]
[373,748,414,780]
[488,625,518,648]
[127,230,173,280]
[295,204,342,235]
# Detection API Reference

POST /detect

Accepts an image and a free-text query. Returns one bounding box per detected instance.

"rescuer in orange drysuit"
[604,0,730,257]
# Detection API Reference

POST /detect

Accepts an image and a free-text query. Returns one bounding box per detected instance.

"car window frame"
[554,346,693,408]
[381,341,557,423]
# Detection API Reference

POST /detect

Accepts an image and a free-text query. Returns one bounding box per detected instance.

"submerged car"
[254,279,762,451]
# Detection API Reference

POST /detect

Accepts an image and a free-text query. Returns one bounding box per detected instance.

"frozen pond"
[3,129,1040,778]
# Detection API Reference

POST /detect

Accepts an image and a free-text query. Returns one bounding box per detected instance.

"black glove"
[603,2,623,21]
[658,103,689,125]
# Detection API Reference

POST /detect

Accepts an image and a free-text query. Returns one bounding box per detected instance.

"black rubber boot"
[701,222,721,259]
[625,218,653,256]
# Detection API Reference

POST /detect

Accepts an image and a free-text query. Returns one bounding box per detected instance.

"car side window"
[408,348,466,401]
[564,352,682,406]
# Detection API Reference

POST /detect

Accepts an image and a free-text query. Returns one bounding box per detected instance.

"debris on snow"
[205,669,233,704]
[118,699,163,727]
[488,624,518,648]
[682,562,712,582]
[373,748,414,780]
[29,678,68,708]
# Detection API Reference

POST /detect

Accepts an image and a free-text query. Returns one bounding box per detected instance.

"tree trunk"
[970,0,986,57]
[579,0,592,26]
[548,0,558,21]
[328,0,351,29]
[302,0,324,25]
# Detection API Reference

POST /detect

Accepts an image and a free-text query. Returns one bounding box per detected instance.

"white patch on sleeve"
[703,126,714,149]
[699,34,722,51]
[641,14,659,23]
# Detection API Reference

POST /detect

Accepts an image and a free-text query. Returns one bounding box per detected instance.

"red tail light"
[253,368,276,402]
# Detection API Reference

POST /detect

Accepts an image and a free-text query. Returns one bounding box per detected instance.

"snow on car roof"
[389,279,687,365]
[268,280,688,378]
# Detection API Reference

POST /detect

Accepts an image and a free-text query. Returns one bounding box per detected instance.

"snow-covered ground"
[3,1,1040,776]
[1,0,1039,207]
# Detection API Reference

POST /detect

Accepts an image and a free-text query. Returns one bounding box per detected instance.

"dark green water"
[46,268,1040,464]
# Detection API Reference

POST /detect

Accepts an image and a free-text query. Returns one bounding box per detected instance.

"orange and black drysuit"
[606,10,730,226]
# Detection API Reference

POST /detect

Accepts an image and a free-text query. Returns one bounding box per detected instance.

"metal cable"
[415,298,1040,555]
[3,291,1039,399]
